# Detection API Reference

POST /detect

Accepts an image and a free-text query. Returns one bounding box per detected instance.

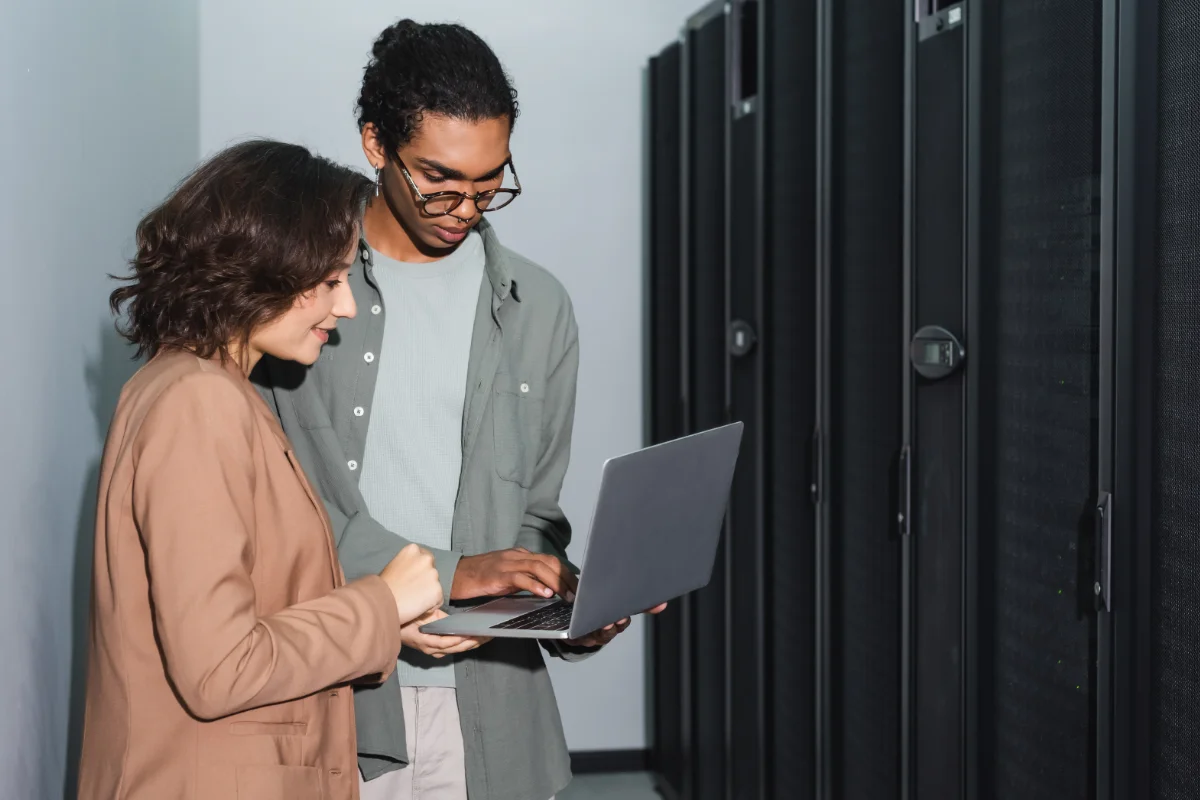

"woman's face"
[250,239,359,366]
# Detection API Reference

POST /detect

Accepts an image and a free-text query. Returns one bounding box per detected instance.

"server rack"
[651,2,1200,799]
[760,0,819,797]
[649,1,819,797]
[1111,1,1200,798]
[724,2,768,797]
[814,0,906,797]
[647,39,686,799]
[905,2,1107,799]
[905,5,969,795]
[681,5,731,800]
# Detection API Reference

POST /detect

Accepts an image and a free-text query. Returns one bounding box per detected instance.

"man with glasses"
[255,18,645,800]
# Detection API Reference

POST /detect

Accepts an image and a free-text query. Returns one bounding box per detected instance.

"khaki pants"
[359,687,467,800]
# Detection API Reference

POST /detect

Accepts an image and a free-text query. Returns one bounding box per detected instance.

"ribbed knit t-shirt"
[358,230,485,687]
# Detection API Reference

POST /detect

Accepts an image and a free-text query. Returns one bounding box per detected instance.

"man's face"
[374,114,513,253]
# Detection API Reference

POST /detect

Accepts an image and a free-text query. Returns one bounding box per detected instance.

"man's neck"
[363,196,461,264]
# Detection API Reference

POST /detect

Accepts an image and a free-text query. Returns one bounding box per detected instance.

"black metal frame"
[723,2,768,798]
[645,37,688,800]
[900,1,916,796]
[674,6,729,800]
[905,3,970,795]
[813,0,833,796]
[1109,0,1158,796]
[962,3,982,796]
[818,1,907,795]
[1096,0,1120,795]
[675,21,694,800]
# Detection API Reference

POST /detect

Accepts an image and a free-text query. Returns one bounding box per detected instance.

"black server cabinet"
[725,3,768,798]
[814,0,905,798]
[1111,1,1200,798]
[681,5,731,800]
[725,0,820,797]
[651,1,820,797]
[906,2,1106,800]
[647,40,686,799]
[760,0,818,798]
[1143,5,1200,792]
[974,1,1103,798]
[905,7,968,797]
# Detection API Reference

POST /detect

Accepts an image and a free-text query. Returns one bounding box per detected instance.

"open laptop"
[420,422,744,640]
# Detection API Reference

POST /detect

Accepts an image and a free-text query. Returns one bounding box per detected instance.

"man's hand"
[565,603,669,649]
[450,547,579,601]
[400,609,491,658]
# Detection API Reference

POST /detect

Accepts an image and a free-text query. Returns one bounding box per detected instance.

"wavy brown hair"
[110,139,373,359]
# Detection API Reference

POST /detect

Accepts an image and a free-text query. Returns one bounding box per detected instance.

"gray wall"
[198,0,698,752]
[0,1,199,796]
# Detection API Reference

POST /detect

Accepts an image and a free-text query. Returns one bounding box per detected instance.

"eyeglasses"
[395,157,522,217]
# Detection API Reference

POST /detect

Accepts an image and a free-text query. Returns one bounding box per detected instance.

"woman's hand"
[401,609,492,658]
[379,543,443,624]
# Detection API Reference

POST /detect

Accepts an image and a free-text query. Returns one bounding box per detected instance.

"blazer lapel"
[230,364,343,587]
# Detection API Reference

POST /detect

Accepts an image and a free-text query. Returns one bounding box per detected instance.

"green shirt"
[254,218,589,800]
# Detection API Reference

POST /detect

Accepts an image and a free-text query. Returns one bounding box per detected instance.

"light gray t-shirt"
[359,231,485,687]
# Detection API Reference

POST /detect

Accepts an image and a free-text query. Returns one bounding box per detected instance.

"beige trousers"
[359,687,468,800]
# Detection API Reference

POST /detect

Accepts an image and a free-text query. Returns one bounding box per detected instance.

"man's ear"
[362,124,388,170]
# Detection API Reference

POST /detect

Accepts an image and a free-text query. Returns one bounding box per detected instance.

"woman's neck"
[222,341,260,377]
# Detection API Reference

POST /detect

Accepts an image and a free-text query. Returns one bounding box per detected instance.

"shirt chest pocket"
[492,372,545,488]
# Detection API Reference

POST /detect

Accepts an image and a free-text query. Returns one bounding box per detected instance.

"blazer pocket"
[493,373,545,489]
[236,765,322,800]
[229,721,308,737]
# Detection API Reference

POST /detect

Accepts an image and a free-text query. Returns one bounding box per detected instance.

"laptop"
[420,422,743,640]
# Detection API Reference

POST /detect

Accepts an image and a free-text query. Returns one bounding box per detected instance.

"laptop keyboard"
[491,600,574,632]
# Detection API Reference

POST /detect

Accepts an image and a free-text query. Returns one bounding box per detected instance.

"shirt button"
[364,352,375,363]
[371,304,382,315]
[353,406,365,417]
[520,383,530,393]
[347,460,358,471]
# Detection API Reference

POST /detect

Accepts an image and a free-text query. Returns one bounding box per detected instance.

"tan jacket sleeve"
[131,371,402,721]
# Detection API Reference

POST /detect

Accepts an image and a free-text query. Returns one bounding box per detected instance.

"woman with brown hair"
[77,140,446,800]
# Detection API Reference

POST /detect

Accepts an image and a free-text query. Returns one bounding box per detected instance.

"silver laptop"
[419,422,743,640]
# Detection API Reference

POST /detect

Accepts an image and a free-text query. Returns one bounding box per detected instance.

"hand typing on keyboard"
[450,546,578,602]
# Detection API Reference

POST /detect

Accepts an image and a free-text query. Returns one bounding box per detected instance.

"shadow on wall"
[62,323,140,800]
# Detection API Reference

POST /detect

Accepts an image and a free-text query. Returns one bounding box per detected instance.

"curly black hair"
[357,19,519,156]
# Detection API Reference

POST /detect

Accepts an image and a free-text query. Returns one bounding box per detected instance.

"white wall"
[0,1,199,796]
[198,0,698,752]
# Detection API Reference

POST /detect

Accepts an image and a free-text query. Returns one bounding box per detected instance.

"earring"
[374,167,382,197]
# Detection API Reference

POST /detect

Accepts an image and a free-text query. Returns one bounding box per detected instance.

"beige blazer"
[77,350,402,800]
